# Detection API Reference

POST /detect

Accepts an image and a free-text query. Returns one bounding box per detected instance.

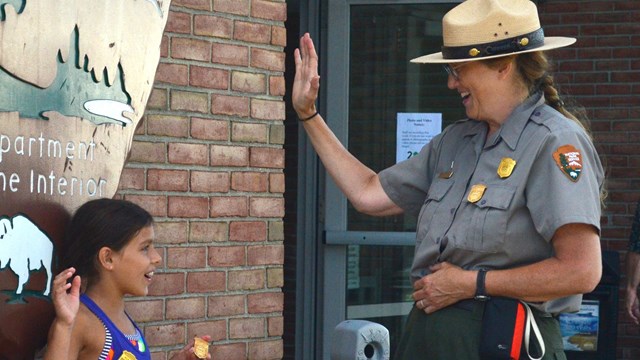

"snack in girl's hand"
[194,337,210,359]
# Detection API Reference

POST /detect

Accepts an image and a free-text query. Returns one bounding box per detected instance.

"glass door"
[322,1,463,358]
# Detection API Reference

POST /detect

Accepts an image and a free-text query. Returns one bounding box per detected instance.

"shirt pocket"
[416,179,455,243]
[459,185,516,253]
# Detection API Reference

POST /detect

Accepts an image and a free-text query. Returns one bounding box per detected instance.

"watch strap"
[475,269,490,301]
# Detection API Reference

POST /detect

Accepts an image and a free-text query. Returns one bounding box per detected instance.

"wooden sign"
[0,0,171,357]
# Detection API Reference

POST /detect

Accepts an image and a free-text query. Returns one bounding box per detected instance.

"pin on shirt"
[439,161,454,179]
[497,157,516,179]
[468,184,487,203]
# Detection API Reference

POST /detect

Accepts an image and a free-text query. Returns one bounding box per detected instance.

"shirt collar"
[491,91,545,150]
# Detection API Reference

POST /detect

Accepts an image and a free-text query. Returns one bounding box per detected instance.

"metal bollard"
[330,320,390,360]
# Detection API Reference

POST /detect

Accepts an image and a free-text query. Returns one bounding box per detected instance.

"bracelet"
[299,111,319,122]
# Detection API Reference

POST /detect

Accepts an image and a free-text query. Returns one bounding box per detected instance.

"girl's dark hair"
[62,198,153,282]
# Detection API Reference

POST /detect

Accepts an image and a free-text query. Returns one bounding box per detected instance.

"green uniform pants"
[394,302,567,360]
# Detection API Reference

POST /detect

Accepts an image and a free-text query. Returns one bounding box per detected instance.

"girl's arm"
[43,268,81,360]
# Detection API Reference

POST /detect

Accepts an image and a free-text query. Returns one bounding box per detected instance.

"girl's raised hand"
[51,267,81,326]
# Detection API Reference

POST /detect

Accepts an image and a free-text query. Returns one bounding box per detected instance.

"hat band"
[441,28,545,60]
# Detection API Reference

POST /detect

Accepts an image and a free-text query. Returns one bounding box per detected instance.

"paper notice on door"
[396,113,442,164]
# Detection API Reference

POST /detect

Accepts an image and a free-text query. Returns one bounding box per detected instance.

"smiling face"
[111,225,162,297]
[446,58,528,132]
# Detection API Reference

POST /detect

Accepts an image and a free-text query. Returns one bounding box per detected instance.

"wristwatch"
[474,269,490,301]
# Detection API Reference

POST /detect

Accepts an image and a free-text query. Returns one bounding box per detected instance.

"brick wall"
[538,1,640,359]
[116,1,287,358]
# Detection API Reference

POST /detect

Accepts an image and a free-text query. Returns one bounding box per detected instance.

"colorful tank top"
[80,294,151,360]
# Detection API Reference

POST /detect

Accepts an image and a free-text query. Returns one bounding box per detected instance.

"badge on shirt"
[497,157,516,178]
[553,144,582,182]
[118,351,137,360]
[467,184,487,203]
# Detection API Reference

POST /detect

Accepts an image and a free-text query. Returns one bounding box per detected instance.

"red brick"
[166,11,191,34]
[168,143,209,165]
[271,26,286,47]
[210,145,249,167]
[247,245,284,266]
[208,246,245,267]
[231,172,268,192]
[251,0,287,21]
[229,221,267,242]
[147,169,189,191]
[269,75,285,96]
[251,48,285,71]
[123,194,167,217]
[166,297,205,319]
[118,167,145,190]
[208,295,245,317]
[267,316,283,336]
[267,268,283,288]
[144,323,185,346]
[229,317,264,339]
[250,147,285,168]
[210,196,249,217]
[187,320,228,342]
[148,272,185,296]
[194,15,233,39]
[160,35,169,59]
[231,71,266,94]
[156,63,189,86]
[166,247,207,269]
[250,197,284,218]
[251,99,285,121]
[234,21,271,44]
[147,115,189,137]
[171,37,211,62]
[190,221,228,243]
[213,0,250,16]
[155,221,188,245]
[187,271,226,292]
[191,171,230,193]
[248,340,283,360]
[191,118,229,141]
[147,88,167,110]
[190,66,229,90]
[211,94,250,117]
[170,90,209,114]
[248,292,283,313]
[172,0,211,11]
[168,196,209,218]
[231,122,268,143]
[269,173,284,193]
[212,43,249,67]
[210,343,247,359]
[129,141,166,163]
[125,299,164,322]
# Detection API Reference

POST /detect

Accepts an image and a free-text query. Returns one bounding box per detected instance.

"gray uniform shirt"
[379,93,604,314]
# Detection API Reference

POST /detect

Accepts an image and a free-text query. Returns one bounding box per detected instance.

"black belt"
[451,299,477,311]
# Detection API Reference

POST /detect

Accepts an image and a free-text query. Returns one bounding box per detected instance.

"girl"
[44,198,211,359]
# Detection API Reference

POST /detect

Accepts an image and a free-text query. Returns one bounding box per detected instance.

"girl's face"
[112,225,162,296]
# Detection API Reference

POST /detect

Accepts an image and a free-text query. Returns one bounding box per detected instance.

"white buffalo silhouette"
[0,215,53,296]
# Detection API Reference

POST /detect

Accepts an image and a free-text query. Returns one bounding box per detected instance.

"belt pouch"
[479,297,526,360]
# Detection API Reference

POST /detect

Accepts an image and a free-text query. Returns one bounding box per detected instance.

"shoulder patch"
[553,144,582,182]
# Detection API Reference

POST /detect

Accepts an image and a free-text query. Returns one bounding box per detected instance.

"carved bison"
[0,215,53,296]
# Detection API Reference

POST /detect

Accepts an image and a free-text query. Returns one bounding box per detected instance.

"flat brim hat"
[411,0,576,64]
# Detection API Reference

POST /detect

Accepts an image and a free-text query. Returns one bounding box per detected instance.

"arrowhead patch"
[553,144,582,182]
